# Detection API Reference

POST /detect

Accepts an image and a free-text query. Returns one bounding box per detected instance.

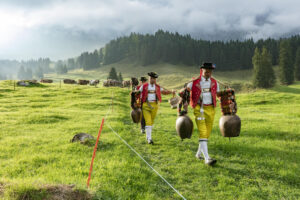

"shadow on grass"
[213,143,300,187]
[271,85,300,94]
[25,114,69,124]
[0,89,13,92]
[240,130,300,141]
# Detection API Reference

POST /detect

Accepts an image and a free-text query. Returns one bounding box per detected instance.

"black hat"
[147,72,159,78]
[140,77,147,82]
[200,62,216,69]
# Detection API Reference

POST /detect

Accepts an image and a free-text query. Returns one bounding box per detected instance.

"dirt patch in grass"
[13,184,92,200]
[0,182,4,196]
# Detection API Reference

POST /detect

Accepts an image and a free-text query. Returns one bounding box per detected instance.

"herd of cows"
[16,77,139,88]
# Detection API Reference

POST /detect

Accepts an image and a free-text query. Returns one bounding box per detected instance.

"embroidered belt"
[148,90,156,94]
[202,88,211,92]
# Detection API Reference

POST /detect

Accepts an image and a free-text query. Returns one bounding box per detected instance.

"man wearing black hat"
[139,72,175,144]
[186,62,219,166]
[137,77,148,134]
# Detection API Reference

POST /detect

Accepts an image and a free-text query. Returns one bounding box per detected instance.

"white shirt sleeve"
[139,85,143,92]
[160,87,164,92]
[217,82,220,92]
[187,82,193,90]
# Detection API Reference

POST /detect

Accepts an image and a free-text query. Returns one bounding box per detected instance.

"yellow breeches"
[142,102,159,126]
[143,102,158,126]
[193,105,215,139]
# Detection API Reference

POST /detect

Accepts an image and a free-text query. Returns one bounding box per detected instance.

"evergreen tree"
[108,67,118,80]
[55,60,66,74]
[253,47,275,88]
[34,66,44,79]
[67,58,76,69]
[279,40,294,85]
[63,65,68,74]
[261,47,276,87]
[25,68,33,80]
[252,48,263,87]
[118,72,123,82]
[294,47,300,81]
[17,66,26,80]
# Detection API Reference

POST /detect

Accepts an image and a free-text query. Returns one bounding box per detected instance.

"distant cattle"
[122,80,131,88]
[40,79,53,83]
[63,79,77,84]
[17,80,38,86]
[103,79,122,87]
[17,81,29,86]
[78,79,89,85]
[89,80,100,86]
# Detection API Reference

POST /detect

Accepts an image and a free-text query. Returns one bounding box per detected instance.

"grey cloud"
[0,0,300,60]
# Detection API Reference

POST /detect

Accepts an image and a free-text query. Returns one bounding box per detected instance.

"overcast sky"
[0,0,299,60]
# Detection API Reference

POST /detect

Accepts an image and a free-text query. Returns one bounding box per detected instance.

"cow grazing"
[103,79,122,87]
[17,80,38,86]
[122,80,131,88]
[78,80,89,85]
[89,80,99,86]
[40,79,53,83]
[63,79,77,84]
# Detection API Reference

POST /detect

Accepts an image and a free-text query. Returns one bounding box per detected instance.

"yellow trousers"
[194,105,215,139]
[142,102,158,126]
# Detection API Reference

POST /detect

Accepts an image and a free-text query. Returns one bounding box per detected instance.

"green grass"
[0,79,300,199]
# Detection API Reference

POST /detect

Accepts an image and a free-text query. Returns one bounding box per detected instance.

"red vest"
[141,83,162,103]
[190,76,218,108]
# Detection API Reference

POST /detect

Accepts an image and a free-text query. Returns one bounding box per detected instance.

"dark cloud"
[0,0,300,60]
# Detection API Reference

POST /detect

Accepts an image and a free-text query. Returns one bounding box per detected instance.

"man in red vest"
[139,72,175,144]
[186,62,219,166]
[137,77,148,134]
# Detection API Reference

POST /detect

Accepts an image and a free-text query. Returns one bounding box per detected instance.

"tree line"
[85,30,299,70]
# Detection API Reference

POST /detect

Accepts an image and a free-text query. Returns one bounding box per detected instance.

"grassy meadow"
[0,76,300,199]
[44,62,254,90]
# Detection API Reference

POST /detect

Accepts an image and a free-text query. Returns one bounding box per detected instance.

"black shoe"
[205,158,217,166]
[195,154,204,160]
[147,139,154,145]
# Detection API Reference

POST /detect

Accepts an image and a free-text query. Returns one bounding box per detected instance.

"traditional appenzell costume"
[137,77,148,134]
[187,62,219,166]
[139,72,164,144]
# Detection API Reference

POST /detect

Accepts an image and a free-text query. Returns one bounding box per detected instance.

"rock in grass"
[71,133,94,143]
